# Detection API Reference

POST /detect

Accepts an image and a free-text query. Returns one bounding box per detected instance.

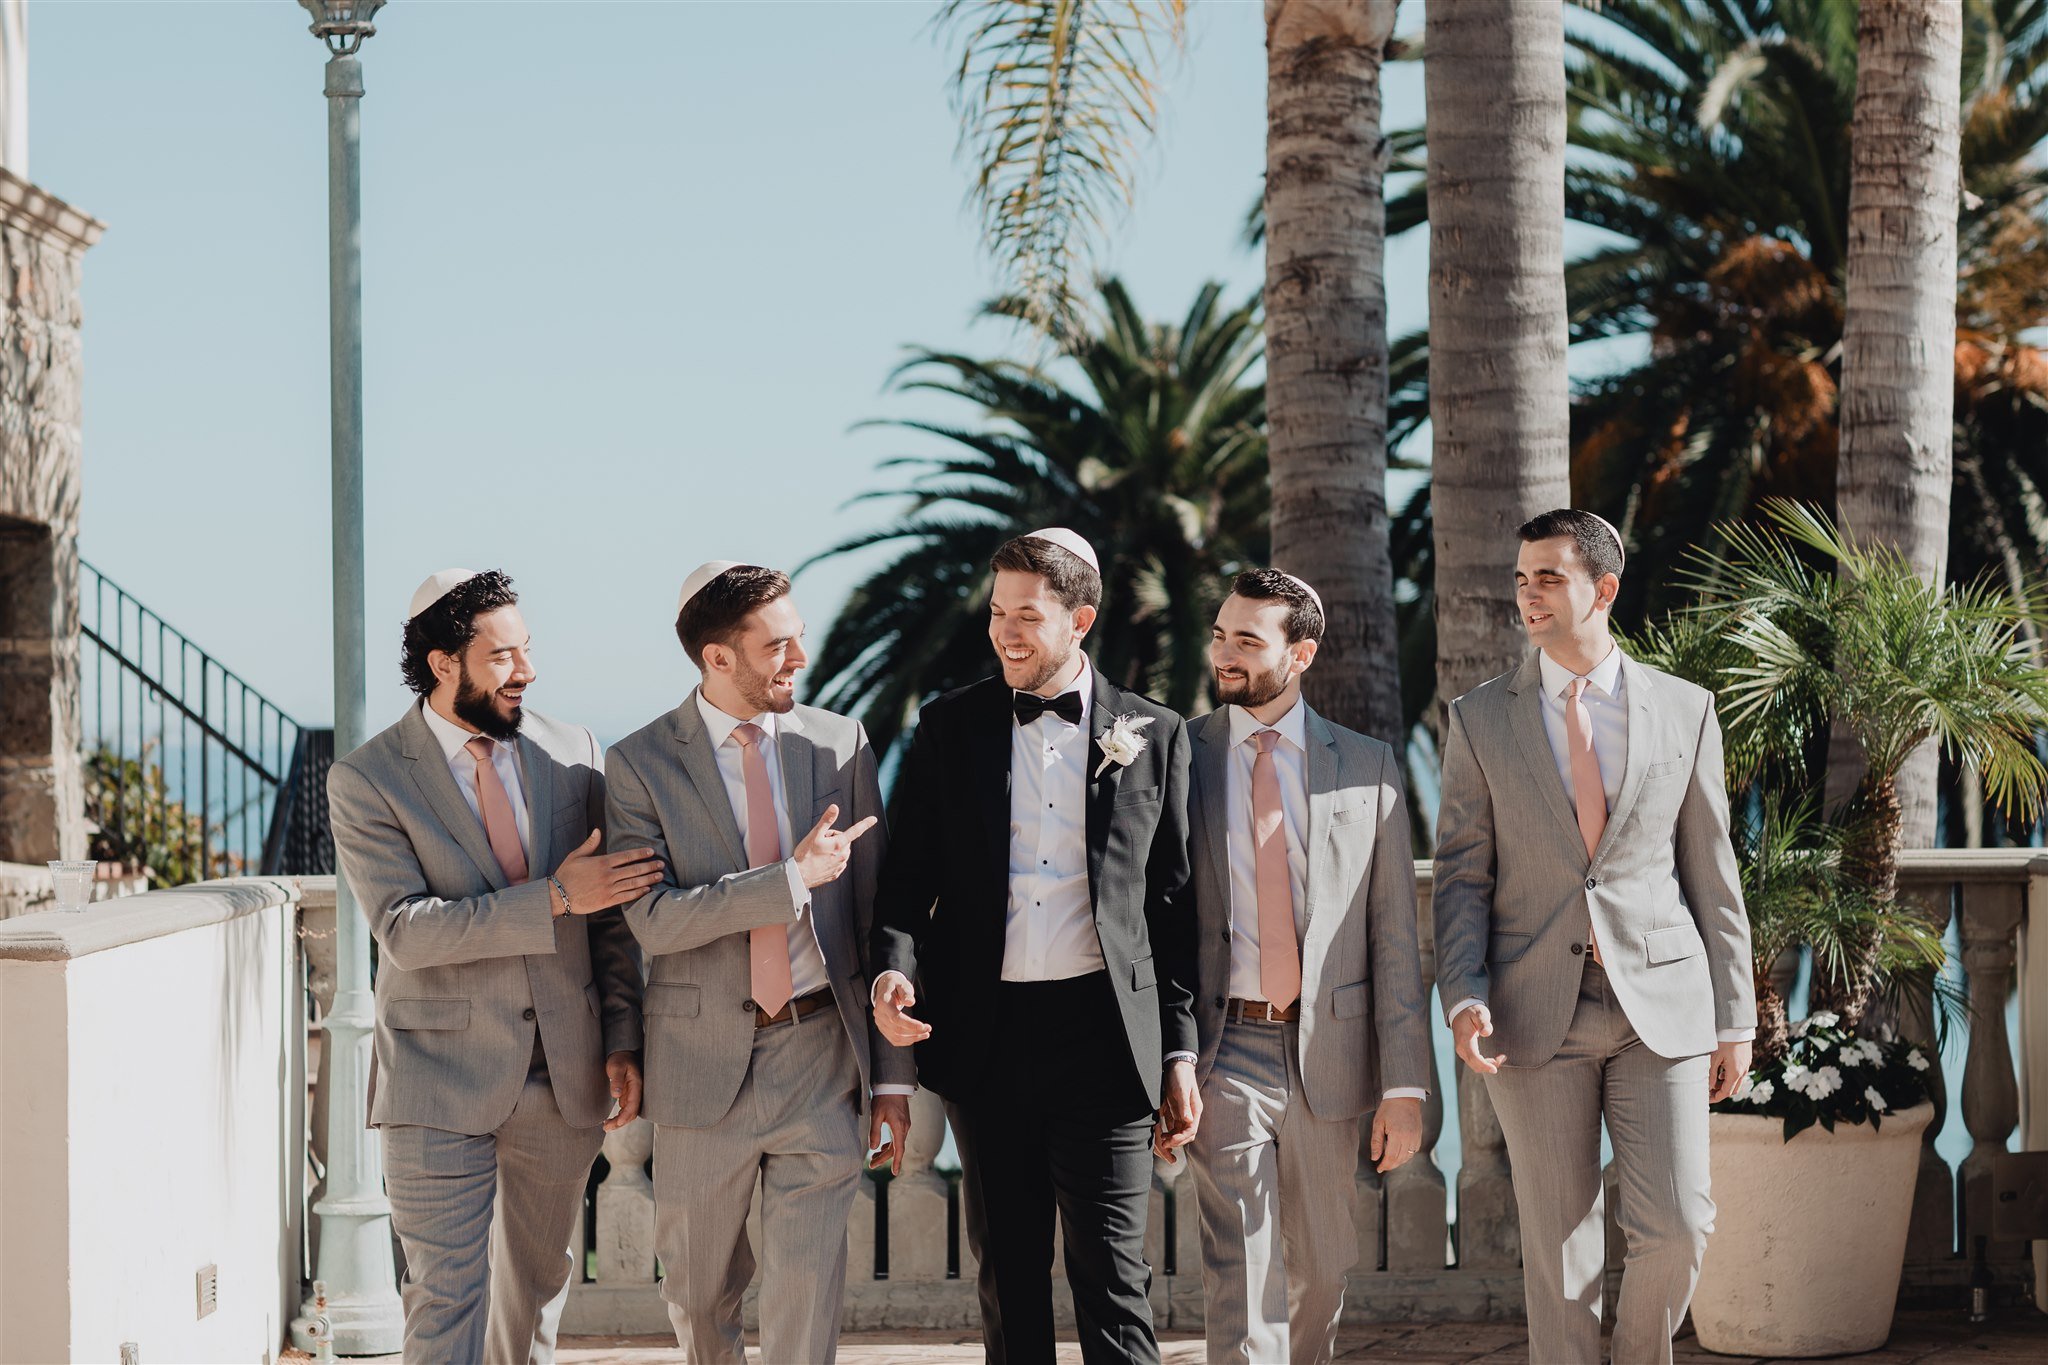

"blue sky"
[37,0,1432,743]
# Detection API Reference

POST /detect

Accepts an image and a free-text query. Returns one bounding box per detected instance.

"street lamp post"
[291,1,403,1354]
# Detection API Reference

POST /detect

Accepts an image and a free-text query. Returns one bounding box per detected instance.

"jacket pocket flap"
[1131,955,1157,990]
[1488,931,1535,965]
[1644,923,1706,965]
[386,997,470,1031]
[1645,757,1688,779]
[646,982,702,1018]
[1331,804,1373,826]
[1112,783,1161,808]
[584,982,602,1017]
[1329,981,1369,1019]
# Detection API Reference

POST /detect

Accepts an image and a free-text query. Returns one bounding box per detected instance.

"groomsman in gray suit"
[1179,569,1433,1365]
[328,568,657,1364]
[606,561,913,1364]
[1433,510,1757,1364]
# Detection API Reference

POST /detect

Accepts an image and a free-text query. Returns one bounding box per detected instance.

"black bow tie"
[1014,689,1085,727]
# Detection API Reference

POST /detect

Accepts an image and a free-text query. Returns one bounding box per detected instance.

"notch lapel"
[1592,655,1656,868]
[672,691,749,871]
[777,711,817,857]
[1303,706,1339,931]
[1507,651,1592,862]
[1191,712,1231,919]
[517,732,554,878]
[974,681,1016,871]
[400,705,508,891]
[1085,669,1125,904]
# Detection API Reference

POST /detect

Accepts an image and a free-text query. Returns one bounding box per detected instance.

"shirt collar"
[420,697,503,763]
[1014,653,1095,727]
[1539,641,1626,702]
[695,688,779,748]
[1227,695,1308,752]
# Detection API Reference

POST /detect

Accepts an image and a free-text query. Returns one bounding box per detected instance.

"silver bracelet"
[548,875,570,916]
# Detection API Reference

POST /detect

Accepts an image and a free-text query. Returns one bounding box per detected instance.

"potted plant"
[1630,500,2048,1357]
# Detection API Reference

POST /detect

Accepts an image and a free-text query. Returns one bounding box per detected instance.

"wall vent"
[196,1263,218,1320]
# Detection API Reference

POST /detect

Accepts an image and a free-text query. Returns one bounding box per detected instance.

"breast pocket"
[645,983,702,1018]
[1112,783,1161,809]
[386,997,470,1031]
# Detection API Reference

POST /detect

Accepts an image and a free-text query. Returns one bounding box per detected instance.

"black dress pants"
[946,972,1161,1365]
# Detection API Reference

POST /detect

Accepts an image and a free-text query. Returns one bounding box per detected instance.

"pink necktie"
[1251,729,1301,1009]
[464,736,528,884]
[1564,678,1606,964]
[733,723,794,1017]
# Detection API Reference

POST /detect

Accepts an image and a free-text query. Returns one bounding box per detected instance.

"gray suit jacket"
[1432,650,1756,1064]
[328,704,645,1135]
[606,692,912,1128]
[1188,704,1432,1119]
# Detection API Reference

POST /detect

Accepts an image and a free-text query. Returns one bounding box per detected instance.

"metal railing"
[79,560,302,885]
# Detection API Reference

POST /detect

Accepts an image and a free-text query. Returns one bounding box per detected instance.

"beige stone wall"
[0,167,100,873]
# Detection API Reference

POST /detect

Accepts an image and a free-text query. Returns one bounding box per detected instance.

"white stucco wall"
[0,880,302,1364]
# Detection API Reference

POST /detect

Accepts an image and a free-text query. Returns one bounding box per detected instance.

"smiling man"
[604,561,909,1364]
[327,568,656,1364]
[870,528,1197,1365]
[1431,511,1757,1365]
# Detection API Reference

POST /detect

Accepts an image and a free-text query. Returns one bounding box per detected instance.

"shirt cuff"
[1447,997,1487,1023]
[1163,1051,1197,1066]
[780,858,808,915]
[1382,1087,1428,1101]
[871,1084,917,1097]
[872,970,912,1008]
[1717,1027,1756,1043]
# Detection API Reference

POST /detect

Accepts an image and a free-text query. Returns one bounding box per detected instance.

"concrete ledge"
[0,876,298,961]
[0,166,104,254]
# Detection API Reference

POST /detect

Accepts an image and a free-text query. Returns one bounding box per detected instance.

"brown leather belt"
[754,988,833,1029]
[1226,997,1299,1024]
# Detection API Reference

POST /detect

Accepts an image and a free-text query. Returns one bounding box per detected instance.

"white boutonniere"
[1094,712,1156,778]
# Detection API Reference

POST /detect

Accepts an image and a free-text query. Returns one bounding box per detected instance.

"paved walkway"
[465,1310,2047,1363]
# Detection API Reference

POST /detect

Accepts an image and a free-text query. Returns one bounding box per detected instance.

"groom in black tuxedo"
[870,528,1199,1364]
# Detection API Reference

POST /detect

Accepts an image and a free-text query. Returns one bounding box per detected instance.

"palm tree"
[1422,0,1573,725]
[801,278,1267,756]
[1263,0,1405,744]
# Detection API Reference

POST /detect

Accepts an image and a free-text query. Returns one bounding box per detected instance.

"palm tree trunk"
[1829,0,1964,848]
[1422,0,1571,720]
[1264,0,1403,744]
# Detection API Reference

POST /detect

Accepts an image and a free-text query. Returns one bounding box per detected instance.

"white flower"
[1732,1071,1757,1101]
[1811,1065,1843,1099]
[1809,1035,1832,1052]
[1093,713,1156,778]
[1838,1040,1881,1067]
[1865,1086,1888,1112]
[1809,1010,1840,1030]
[1782,1063,1812,1095]
[1790,1018,1809,1038]
[1748,1080,1774,1104]
[1907,1048,1931,1072]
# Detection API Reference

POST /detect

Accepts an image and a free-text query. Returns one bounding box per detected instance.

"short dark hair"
[989,535,1101,613]
[1230,569,1325,644]
[1517,508,1625,583]
[675,565,792,667]
[400,570,518,698]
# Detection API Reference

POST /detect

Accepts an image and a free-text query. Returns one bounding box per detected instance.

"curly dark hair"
[400,570,519,697]
[1230,568,1326,644]
[675,565,792,667]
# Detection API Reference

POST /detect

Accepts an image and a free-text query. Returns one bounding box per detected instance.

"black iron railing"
[80,560,304,885]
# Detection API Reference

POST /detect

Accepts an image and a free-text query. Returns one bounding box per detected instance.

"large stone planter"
[1692,1100,1935,1357]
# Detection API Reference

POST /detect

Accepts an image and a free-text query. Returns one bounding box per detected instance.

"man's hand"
[1708,1038,1753,1104]
[1152,1058,1201,1161]
[867,1094,911,1175]
[792,804,879,889]
[603,1051,643,1131]
[554,830,664,916]
[1453,1003,1503,1075]
[1369,1096,1425,1173]
[872,971,932,1047]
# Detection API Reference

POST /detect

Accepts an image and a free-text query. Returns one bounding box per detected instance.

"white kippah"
[677,560,745,616]
[408,568,481,620]
[1276,571,1325,619]
[1023,526,1100,572]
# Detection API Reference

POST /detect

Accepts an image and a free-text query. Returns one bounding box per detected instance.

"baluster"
[594,1118,656,1283]
[848,1170,878,1280]
[1353,1145,1385,1276]
[1169,1156,1204,1331]
[882,1088,950,1281]
[1145,1165,1170,1326]
[1456,1077,1519,1268]
[1894,883,1955,1262]
[1386,1045,1449,1270]
[1959,882,2024,1259]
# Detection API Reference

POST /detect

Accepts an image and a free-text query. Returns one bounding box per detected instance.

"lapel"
[1190,710,1231,915]
[1507,650,1593,863]
[1302,704,1340,930]
[670,690,749,871]
[973,680,1016,871]
[516,730,554,877]
[1084,666,1127,904]
[400,704,509,891]
[1592,654,1656,868]
[777,707,817,852]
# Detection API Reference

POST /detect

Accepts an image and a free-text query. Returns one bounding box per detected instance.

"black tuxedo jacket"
[871,669,1197,1109]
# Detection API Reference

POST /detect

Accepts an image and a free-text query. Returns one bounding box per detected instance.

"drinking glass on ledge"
[47,860,97,913]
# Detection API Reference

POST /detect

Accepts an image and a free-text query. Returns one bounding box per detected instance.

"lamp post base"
[290,1281,405,1356]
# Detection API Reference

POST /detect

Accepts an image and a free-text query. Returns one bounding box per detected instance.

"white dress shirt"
[421,700,530,859]
[1225,700,1426,1102]
[1448,645,1752,1043]
[694,692,829,1000]
[1003,656,1107,981]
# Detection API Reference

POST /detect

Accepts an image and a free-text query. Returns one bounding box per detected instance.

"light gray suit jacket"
[1432,650,1756,1064]
[1189,704,1433,1119]
[328,704,645,1135]
[606,692,913,1128]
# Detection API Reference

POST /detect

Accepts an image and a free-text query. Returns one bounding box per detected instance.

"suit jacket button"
[1570,944,1583,956]
[522,1007,536,1020]
[743,1000,758,1013]
[1586,877,1599,890]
